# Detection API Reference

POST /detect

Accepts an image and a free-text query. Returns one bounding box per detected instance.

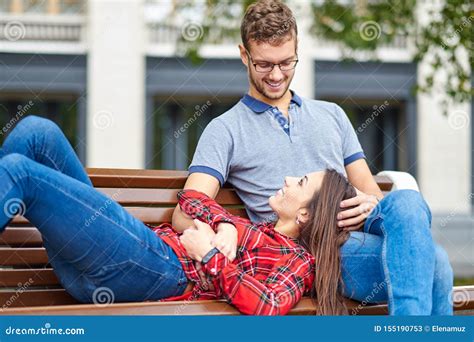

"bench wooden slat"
[2,286,472,314]
[0,248,48,266]
[97,188,242,206]
[0,291,382,315]
[0,227,43,247]
[8,207,249,233]
[0,295,236,314]
[452,285,474,311]
[87,168,393,192]
[375,176,393,191]
[0,269,59,287]
[0,289,77,308]
[87,168,188,188]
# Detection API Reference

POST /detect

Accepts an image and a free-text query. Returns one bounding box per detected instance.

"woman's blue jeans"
[340,191,454,315]
[0,115,187,303]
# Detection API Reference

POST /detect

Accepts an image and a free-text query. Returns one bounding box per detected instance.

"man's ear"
[239,44,248,66]
[297,208,309,225]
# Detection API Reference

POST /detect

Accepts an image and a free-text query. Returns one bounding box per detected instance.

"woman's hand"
[179,219,216,262]
[338,188,380,231]
[212,223,238,261]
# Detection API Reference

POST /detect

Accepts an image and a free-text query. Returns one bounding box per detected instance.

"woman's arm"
[172,172,221,233]
[178,189,241,260]
[178,219,313,315]
[201,250,314,315]
[177,189,235,231]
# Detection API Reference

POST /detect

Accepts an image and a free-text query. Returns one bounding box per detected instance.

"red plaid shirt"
[150,189,315,315]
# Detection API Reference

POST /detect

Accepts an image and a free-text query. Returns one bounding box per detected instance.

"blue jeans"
[340,190,454,315]
[0,115,187,303]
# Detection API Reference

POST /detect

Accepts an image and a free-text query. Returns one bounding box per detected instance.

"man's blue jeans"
[0,116,188,303]
[340,191,454,315]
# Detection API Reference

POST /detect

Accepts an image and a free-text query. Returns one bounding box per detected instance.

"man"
[172,0,453,315]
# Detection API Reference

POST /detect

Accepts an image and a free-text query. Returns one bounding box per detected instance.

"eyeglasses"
[246,50,299,73]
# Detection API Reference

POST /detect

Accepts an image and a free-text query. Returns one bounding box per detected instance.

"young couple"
[0,0,452,315]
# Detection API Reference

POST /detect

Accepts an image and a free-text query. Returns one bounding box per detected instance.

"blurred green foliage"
[172,0,472,113]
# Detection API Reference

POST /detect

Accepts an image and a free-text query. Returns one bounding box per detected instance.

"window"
[0,95,81,161]
[150,96,237,170]
[334,99,408,174]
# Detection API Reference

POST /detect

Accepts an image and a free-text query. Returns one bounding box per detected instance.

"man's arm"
[171,172,221,233]
[345,159,383,199]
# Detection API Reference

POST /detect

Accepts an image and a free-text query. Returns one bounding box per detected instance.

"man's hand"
[179,219,216,262]
[212,223,238,261]
[338,188,379,231]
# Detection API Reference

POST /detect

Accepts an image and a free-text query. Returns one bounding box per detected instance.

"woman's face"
[269,171,326,222]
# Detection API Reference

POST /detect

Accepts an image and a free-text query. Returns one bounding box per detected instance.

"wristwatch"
[202,247,220,265]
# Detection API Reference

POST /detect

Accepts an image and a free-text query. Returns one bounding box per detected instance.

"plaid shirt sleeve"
[201,250,313,315]
[177,189,234,231]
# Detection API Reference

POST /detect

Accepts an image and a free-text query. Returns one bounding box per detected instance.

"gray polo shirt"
[189,91,365,223]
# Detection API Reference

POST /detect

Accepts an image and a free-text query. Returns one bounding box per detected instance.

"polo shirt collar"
[241,90,302,113]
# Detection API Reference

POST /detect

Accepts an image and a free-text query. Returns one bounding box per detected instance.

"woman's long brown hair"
[298,169,356,315]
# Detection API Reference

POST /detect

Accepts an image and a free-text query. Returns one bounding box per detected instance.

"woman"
[0,115,354,315]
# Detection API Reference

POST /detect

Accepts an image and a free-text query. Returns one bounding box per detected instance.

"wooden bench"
[0,168,473,315]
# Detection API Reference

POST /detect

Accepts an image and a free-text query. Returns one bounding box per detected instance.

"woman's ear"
[296,208,309,225]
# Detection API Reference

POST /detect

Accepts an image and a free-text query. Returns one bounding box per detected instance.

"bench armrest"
[377,171,420,192]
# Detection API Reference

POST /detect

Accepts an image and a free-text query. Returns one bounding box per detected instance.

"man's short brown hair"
[241,0,298,51]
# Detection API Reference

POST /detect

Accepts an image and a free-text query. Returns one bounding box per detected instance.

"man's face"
[241,38,297,101]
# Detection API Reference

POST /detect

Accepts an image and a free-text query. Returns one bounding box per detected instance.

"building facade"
[0,0,472,276]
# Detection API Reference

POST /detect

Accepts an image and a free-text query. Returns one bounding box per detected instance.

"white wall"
[417,73,471,213]
[290,1,314,99]
[416,0,471,214]
[86,0,145,168]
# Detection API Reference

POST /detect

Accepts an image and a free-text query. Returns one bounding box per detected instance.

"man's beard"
[249,71,293,101]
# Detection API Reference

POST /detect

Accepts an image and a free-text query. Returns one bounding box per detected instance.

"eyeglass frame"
[245,49,299,73]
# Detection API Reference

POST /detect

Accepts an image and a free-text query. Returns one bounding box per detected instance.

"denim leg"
[340,232,388,305]
[0,115,100,299]
[364,189,437,315]
[431,244,454,315]
[0,153,187,303]
[1,115,92,186]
